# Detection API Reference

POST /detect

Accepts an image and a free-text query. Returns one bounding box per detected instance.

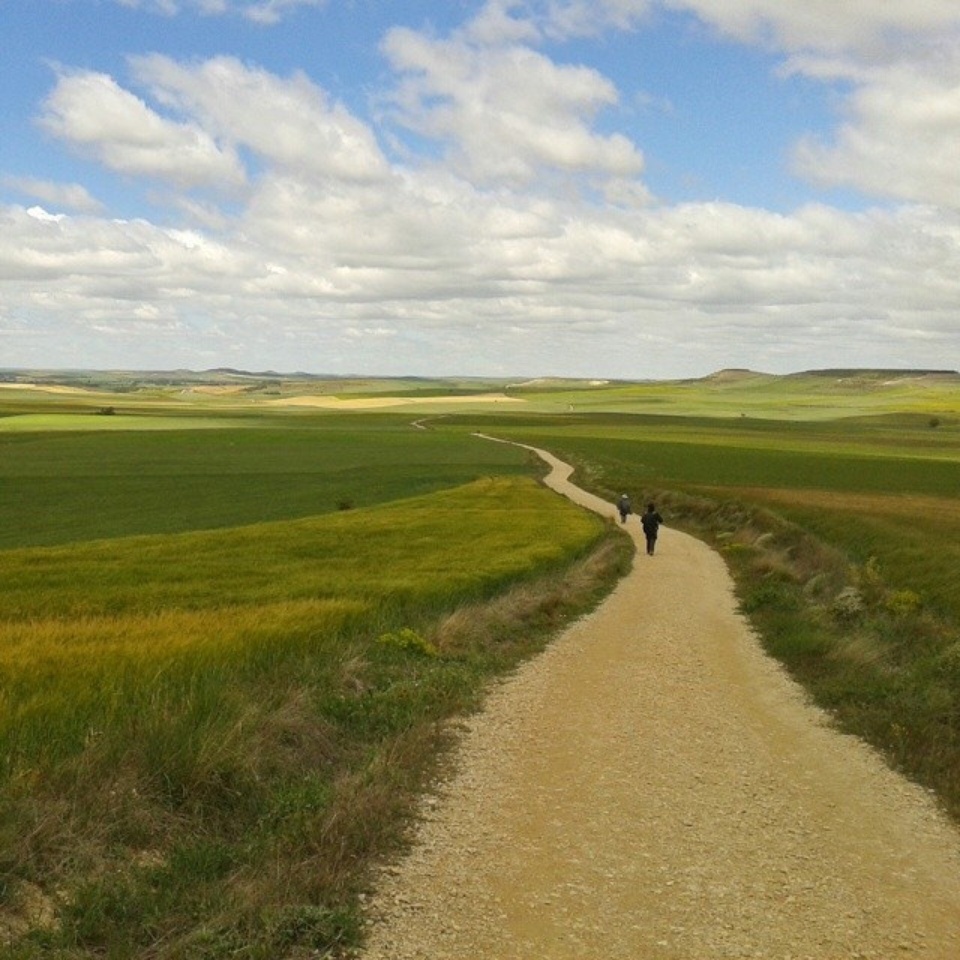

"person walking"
[641,502,663,555]
[617,493,632,524]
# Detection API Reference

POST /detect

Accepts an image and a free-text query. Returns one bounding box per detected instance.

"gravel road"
[358,445,960,959]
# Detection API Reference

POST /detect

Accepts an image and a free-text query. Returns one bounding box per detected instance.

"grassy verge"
[0,477,630,958]
[662,488,960,821]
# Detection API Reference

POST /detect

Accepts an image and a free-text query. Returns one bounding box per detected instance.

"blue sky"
[2,0,959,378]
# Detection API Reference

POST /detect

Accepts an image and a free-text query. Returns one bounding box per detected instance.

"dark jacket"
[641,509,663,534]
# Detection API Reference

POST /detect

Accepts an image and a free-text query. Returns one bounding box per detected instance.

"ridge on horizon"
[1,366,958,384]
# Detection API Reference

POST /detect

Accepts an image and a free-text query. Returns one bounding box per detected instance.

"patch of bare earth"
[265,393,524,409]
[358,446,960,959]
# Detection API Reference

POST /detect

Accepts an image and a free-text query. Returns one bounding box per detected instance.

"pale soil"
[0,383,90,394]
[358,445,960,959]
[265,393,523,409]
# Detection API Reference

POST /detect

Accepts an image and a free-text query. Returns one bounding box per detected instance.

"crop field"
[0,475,609,786]
[0,414,535,549]
[0,390,627,958]
[2,367,960,957]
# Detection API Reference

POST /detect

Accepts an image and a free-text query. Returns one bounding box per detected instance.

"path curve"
[359,443,960,959]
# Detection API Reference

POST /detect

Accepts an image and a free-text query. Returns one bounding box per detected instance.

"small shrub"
[935,644,960,684]
[831,586,864,622]
[857,556,886,604]
[885,589,922,617]
[265,904,359,951]
[803,572,830,599]
[829,632,887,669]
[375,628,438,658]
[721,542,752,556]
[740,580,799,613]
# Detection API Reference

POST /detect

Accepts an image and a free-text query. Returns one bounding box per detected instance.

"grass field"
[0,456,624,957]
[0,384,630,957]
[3,367,960,957]
[5,366,959,419]
[0,414,532,549]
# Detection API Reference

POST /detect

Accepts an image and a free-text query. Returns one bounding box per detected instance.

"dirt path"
[359,445,960,959]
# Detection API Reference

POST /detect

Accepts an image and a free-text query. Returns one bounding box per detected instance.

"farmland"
[1,366,959,957]
[0,412,538,549]
[0,383,626,958]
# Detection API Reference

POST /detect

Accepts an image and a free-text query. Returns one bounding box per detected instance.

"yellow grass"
[0,477,608,769]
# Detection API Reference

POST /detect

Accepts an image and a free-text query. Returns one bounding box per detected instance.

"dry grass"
[827,632,891,671]
[432,538,629,657]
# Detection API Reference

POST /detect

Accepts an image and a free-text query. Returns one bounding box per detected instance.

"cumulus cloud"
[4,177,104,214]
[541,0,651,38]
[382,25,645,188]
[39,70,246,190]
[791,49,960,209]
[666,0,960,56]
[461,0,652,42]
[0,203,251,287]
[130,55,390,183]
[470,0,960,51]
[5,169,960,374]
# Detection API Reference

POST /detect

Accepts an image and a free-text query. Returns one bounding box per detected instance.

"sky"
[2,0,960,380]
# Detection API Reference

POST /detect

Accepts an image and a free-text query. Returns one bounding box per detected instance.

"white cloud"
[382,26,644,188]
[39,70,246,190]
[7,6,960,376]
[4,177,104,214]
[539,0,651,38]
[462,0,542,45]
[232,0,327,26]
[0,204,250,288]
[462,1,652,42]
[666,0,960,55]
[466,0,960,51]
[5,166,960,375]
[791,50,960,209]
[130,55,390,183]
[26,206,66,224]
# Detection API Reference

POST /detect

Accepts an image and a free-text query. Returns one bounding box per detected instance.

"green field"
[0,415,533,548]
[0,402,624,958]
[2,367,960,958]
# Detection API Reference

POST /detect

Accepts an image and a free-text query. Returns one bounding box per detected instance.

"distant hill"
[3,366,958,392]
[790,369,959,380]
[700,368,766,383]
[696,368,960,390]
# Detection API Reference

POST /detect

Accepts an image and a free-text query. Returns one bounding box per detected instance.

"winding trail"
[359,444,960,959]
